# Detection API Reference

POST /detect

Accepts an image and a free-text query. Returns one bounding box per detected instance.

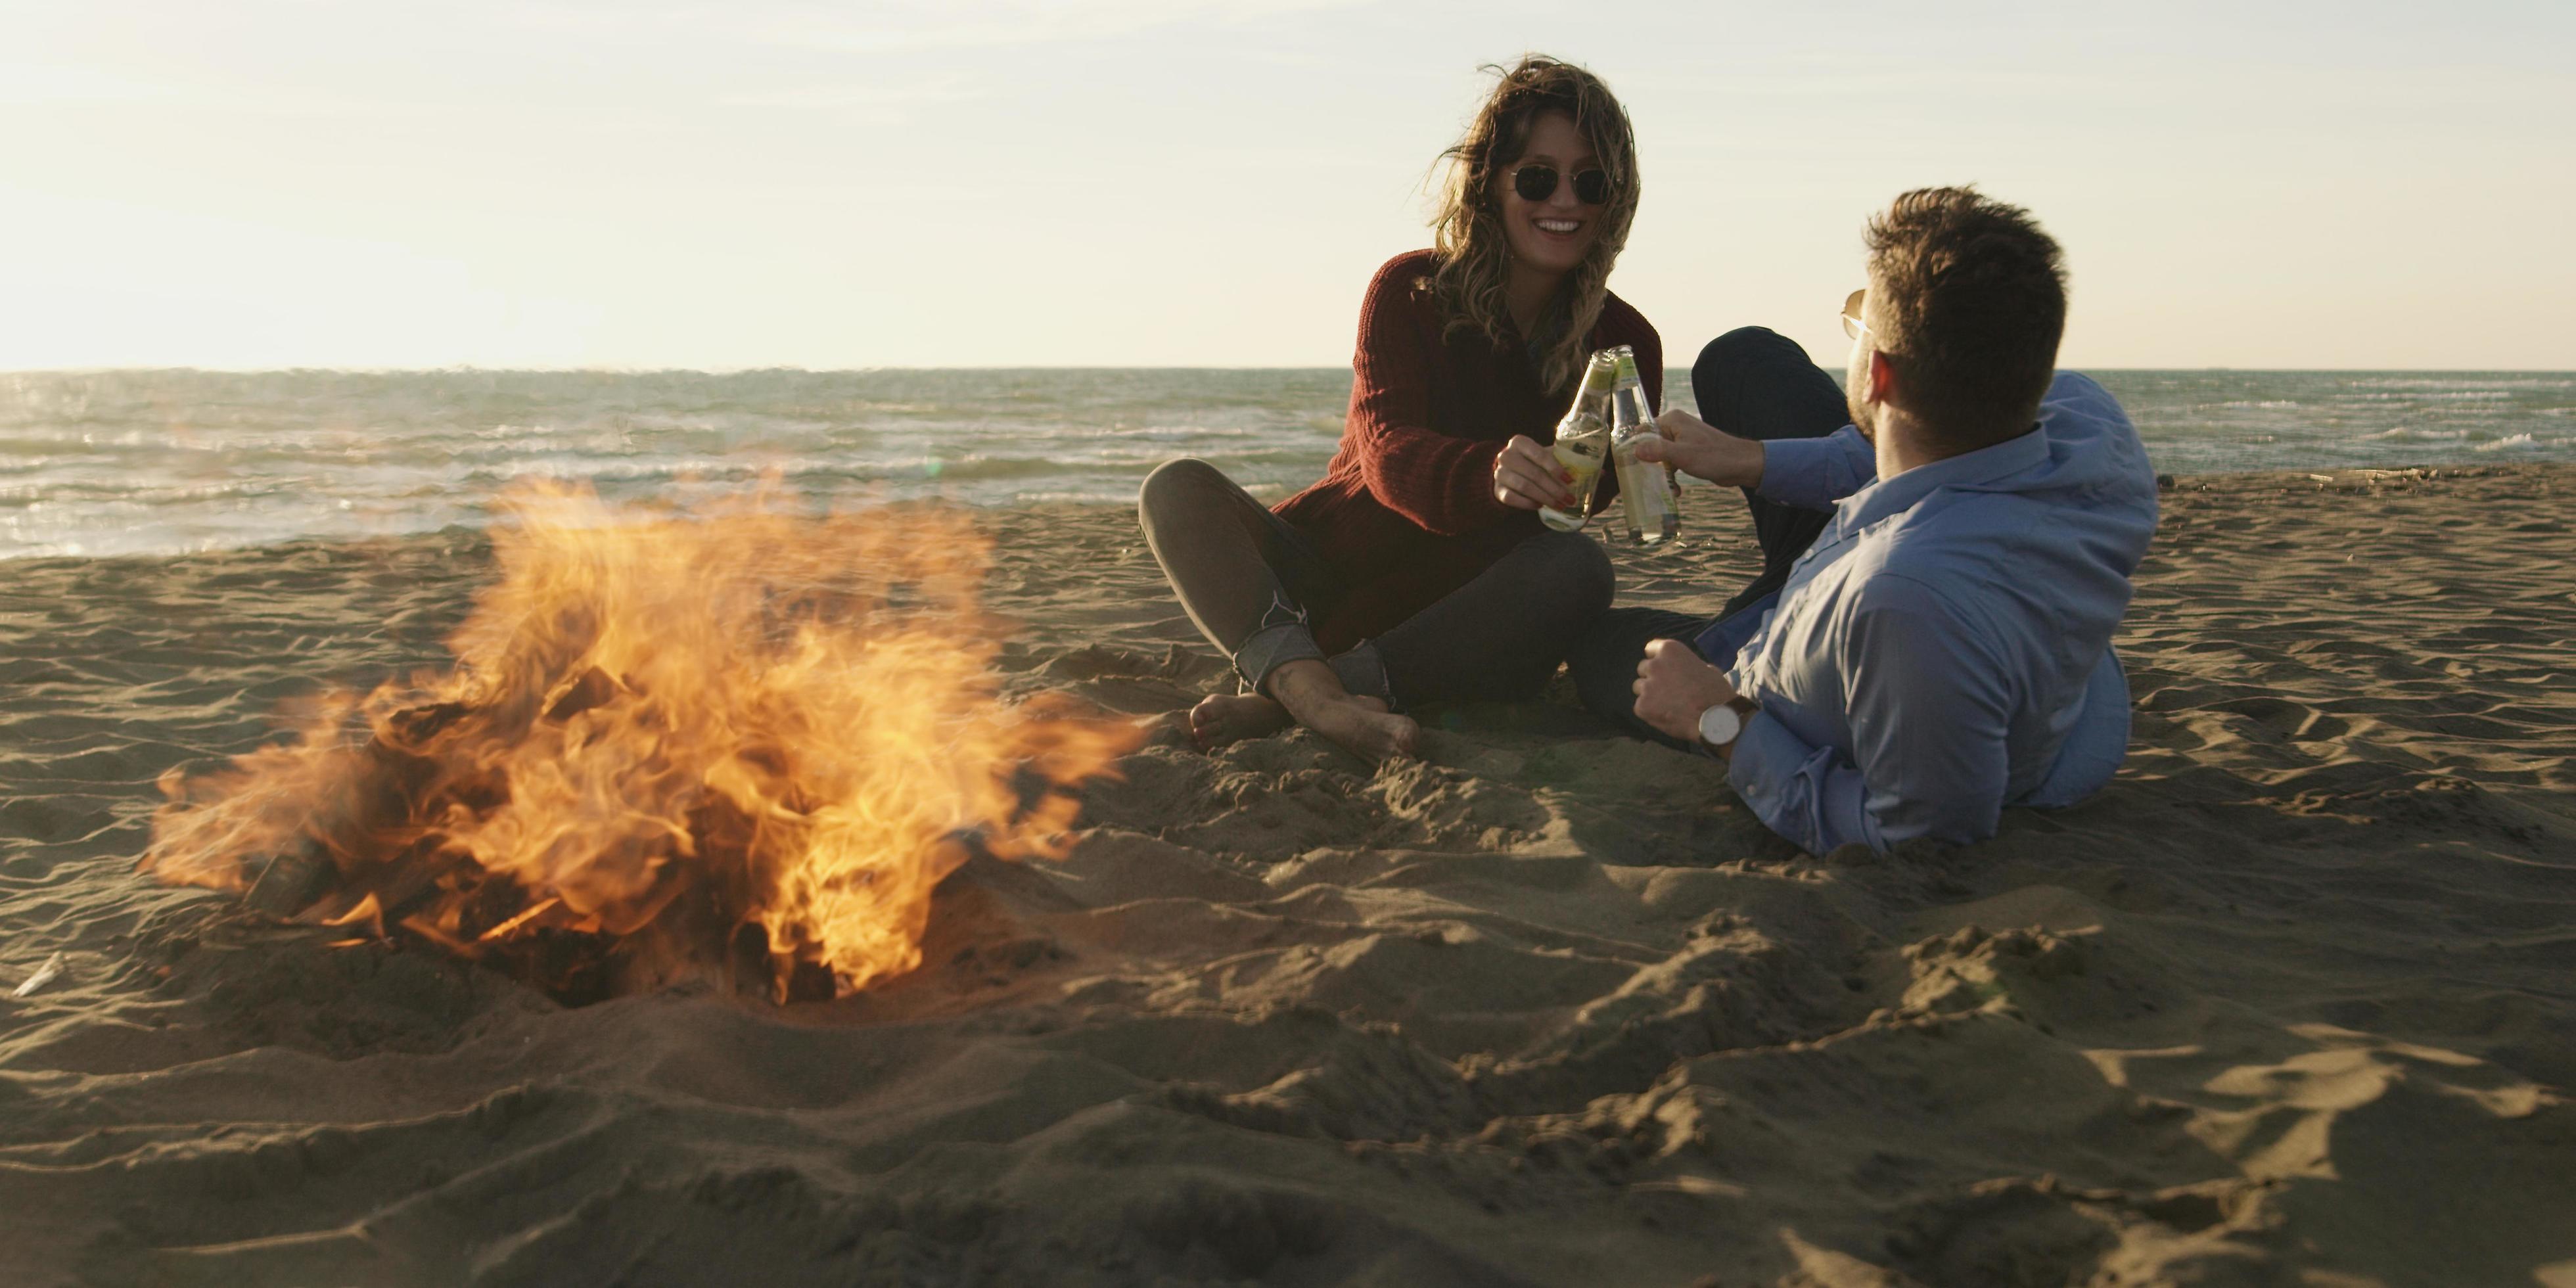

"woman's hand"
[1492,435,1578,511]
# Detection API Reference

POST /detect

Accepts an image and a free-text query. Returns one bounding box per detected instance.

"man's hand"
[1634,409,1764,490]
[1492,434,1577,511]
[1634,637,1739,745]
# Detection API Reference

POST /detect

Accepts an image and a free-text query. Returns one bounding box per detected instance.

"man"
[1566,187,2157,853]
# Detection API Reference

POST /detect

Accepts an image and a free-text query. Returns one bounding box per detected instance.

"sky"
[3,1,2570,371]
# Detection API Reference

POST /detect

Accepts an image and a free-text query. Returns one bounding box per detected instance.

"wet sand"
[3,465,2572,1285]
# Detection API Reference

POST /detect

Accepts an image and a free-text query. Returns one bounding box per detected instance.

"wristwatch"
[1697,699,1753,751]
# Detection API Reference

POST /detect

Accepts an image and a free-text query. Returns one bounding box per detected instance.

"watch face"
[1697,703,1741,747]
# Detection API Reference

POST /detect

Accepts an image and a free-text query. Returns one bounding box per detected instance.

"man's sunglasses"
[1510,164,1612,206]
[1840,288,1870,340]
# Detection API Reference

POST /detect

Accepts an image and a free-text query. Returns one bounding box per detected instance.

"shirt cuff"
[1756,428,1869,511]
[1725,707,1871,855]
[1723,708,1803,814]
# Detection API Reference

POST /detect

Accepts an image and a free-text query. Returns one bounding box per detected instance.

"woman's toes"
[1380,712,1421,759]
[1187,698,1225,748]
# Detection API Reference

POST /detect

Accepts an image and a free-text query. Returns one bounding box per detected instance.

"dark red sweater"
[1276,248,1664,652]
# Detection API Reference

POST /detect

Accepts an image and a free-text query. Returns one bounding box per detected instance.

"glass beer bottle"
[1607,346,1678,545]
[1538,352,1618,533]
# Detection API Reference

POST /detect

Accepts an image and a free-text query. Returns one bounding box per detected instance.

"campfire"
[141,482,1137,1002]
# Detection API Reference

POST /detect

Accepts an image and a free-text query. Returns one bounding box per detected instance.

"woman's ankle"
[1263,658,1348,712]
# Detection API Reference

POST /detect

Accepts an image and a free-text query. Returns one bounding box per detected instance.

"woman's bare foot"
[1266,660,1419,762]
[1189,692,1293,750]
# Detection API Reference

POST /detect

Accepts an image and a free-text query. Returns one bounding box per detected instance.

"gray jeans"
[1136,459,1613,708]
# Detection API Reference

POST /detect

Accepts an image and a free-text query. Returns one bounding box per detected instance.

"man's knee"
[1691,327,1815,431]
[1695,326,1801,375]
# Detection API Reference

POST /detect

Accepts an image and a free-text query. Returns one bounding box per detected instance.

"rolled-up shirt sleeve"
[1754,425,1876,512]
[1727,573,2013,852]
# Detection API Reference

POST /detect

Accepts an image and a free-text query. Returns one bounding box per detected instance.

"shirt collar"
[1831,422,2049,534]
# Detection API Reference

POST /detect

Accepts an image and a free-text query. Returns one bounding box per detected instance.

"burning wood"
[141,482,1137,1002]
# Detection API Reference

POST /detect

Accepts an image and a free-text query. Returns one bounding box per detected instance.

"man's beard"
[1847,391,1876,442]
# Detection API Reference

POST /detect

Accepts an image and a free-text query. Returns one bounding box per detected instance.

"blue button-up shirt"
[1696,373,2158,853]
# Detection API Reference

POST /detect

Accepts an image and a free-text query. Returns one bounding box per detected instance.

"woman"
[1138,55,1661,762]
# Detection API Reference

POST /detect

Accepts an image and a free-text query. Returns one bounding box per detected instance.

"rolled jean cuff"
[1328,641,1391,707]
[1235,622,1325,694]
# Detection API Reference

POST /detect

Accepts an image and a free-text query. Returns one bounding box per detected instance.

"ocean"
[3,367,2569,561]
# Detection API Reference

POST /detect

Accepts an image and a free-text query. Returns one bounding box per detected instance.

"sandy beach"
[3,464,2571,1285]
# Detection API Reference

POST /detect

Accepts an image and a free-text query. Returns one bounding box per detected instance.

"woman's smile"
[1498,112,1605,280]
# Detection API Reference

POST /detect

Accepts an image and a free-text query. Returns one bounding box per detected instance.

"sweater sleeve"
[1343,262,1515,537]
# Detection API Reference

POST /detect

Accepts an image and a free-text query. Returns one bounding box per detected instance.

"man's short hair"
[1866,187,2066,449]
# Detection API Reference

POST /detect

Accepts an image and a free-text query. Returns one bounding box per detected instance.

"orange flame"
[142,480,1138,999]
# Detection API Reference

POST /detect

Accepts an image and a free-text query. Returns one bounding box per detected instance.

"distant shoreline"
[7,462,2567,570]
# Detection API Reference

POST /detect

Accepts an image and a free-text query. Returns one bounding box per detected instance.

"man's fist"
[1634,637,1739,745]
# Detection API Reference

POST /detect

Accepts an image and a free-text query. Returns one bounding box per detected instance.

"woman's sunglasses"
[1510,164,1612,206]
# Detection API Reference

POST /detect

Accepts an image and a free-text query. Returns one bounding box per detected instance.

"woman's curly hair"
[1427,55,1640,396]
